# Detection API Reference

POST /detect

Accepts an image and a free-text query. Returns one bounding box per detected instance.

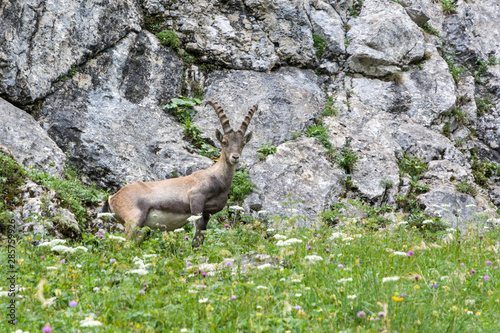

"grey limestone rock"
[244,137,345,226]
[37,31,213,190]
[0,0,143,104]
[346,0,425,76]
[0,98,66,176]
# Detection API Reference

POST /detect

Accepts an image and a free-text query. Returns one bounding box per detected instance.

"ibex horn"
[238,104,258,134]
[206,100,232,133]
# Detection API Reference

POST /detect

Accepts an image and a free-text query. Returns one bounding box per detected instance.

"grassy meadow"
[1,211,500,332]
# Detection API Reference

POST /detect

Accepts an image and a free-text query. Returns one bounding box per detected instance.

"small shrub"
[229,169,256,204]
[0,152,26,209]
[423,24,440,37]
[305,121,332,151]
[156,30,180,50]
[398,153,428,179]
[471,158,500,188]
[321,98,337,117]
[257,143,277,160]
[163,96,220,160]
[475,94,493,116]
[440,0,457,14]
[474,59,488,84]
[336,143,358,175]
[312,33,328,59]
[455,180,478,197]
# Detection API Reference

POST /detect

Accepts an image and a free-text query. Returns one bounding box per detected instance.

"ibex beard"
[102,100,257,247]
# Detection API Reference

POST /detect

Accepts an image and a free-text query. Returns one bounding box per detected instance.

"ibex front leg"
[190,194,208,248]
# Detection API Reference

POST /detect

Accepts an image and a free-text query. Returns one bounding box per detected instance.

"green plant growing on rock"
[470,154,500,188]
[423,23,440,37]
[163,96,220,160]
[455,180,478,197]
[474,59,488,84]
[228,169,256,204]
[305,120,333,151]
[475,94,493,116]
[156,30,180,50]
[397,153,429,213]
[335,139,358,191]
[321,97,337,117]
[440,0,457,14]
[312,33,328,59]
[441,46,466,84]
[257,143,277,161]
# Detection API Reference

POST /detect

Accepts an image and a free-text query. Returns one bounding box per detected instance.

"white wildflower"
[125,269,149,275]
[188,290,198,294]
[174,228,185,232]
[76,264,82,268]
[14,330,29,333]
[280,278,286,282]
[347,295,357,299]
[255,286,268,290]
[440,276,450,281]
[266,228,275,232]
[295,293,302,297]
[304,255,323,262]
[38,239,66,247]
[257,263,273,269]
[108,235,127,242]
[305,287,311,290]
[180,329,188,332]
[342,237,354,241]
[291,279,302,283]
[274,234,287,240]
[187,215,202,223]
[198,298,209,303]
[276,238,303,246]
[338,278,353,283]
[466,310,473,315]
[393,251,407,256]
[329,232,346,240]
[229,205,244,211]
[143,254,157,258]
[422,220,433,224]
[51,245,88,254]
[256,305,263,309]
[398,221,408,225]
[382,276,400,282]
[46,266,58,270]
[80,317,103,327]
[466,204,477,208]
[465,299,475,305]
[93,287,100,292]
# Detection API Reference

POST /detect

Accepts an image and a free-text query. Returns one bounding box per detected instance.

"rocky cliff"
[1,0,500,235]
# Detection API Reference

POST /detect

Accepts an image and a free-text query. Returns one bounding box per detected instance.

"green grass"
[2,213,500,332]
[257,143,277,161]
[312,34,327,59]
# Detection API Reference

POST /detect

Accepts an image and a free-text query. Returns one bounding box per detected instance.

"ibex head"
[206,100,257,166]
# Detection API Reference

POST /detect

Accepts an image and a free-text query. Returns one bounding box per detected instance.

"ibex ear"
[244,131,253,144]
[215,129,224,143]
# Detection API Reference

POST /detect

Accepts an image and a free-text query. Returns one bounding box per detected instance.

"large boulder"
[0,0,142,105]
[193,68,325,166]
[346,0,425,76]
[37,31,212,190]
[0,98,66,176]
[244,137,345,226]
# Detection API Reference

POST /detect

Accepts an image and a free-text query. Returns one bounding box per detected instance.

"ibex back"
[103,101,257,247]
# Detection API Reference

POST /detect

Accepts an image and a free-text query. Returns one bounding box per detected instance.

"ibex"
[102,101,257,247]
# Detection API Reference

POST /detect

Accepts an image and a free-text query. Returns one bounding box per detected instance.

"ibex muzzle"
[103,101,257,247]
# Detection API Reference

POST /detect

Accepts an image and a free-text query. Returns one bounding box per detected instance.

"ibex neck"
[212,157,237,185]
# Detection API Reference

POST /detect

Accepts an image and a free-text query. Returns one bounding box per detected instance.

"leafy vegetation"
[163,97,220,160]
[321,97,337,117]
[455,180,478,197]
[0,152,107,228]
[471,156,500,189]
[423,23,441,37]
[5,204,499,332]
[476,94,494,116]
[474,59,488,84]
[257,143,277,161]
[228,169,256,205]
[305,120,332,151]
[312,33,328,59]
[156,30,180,50]
[441,46,466,84]
[397,153,429,213]
[440,0,457,14]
